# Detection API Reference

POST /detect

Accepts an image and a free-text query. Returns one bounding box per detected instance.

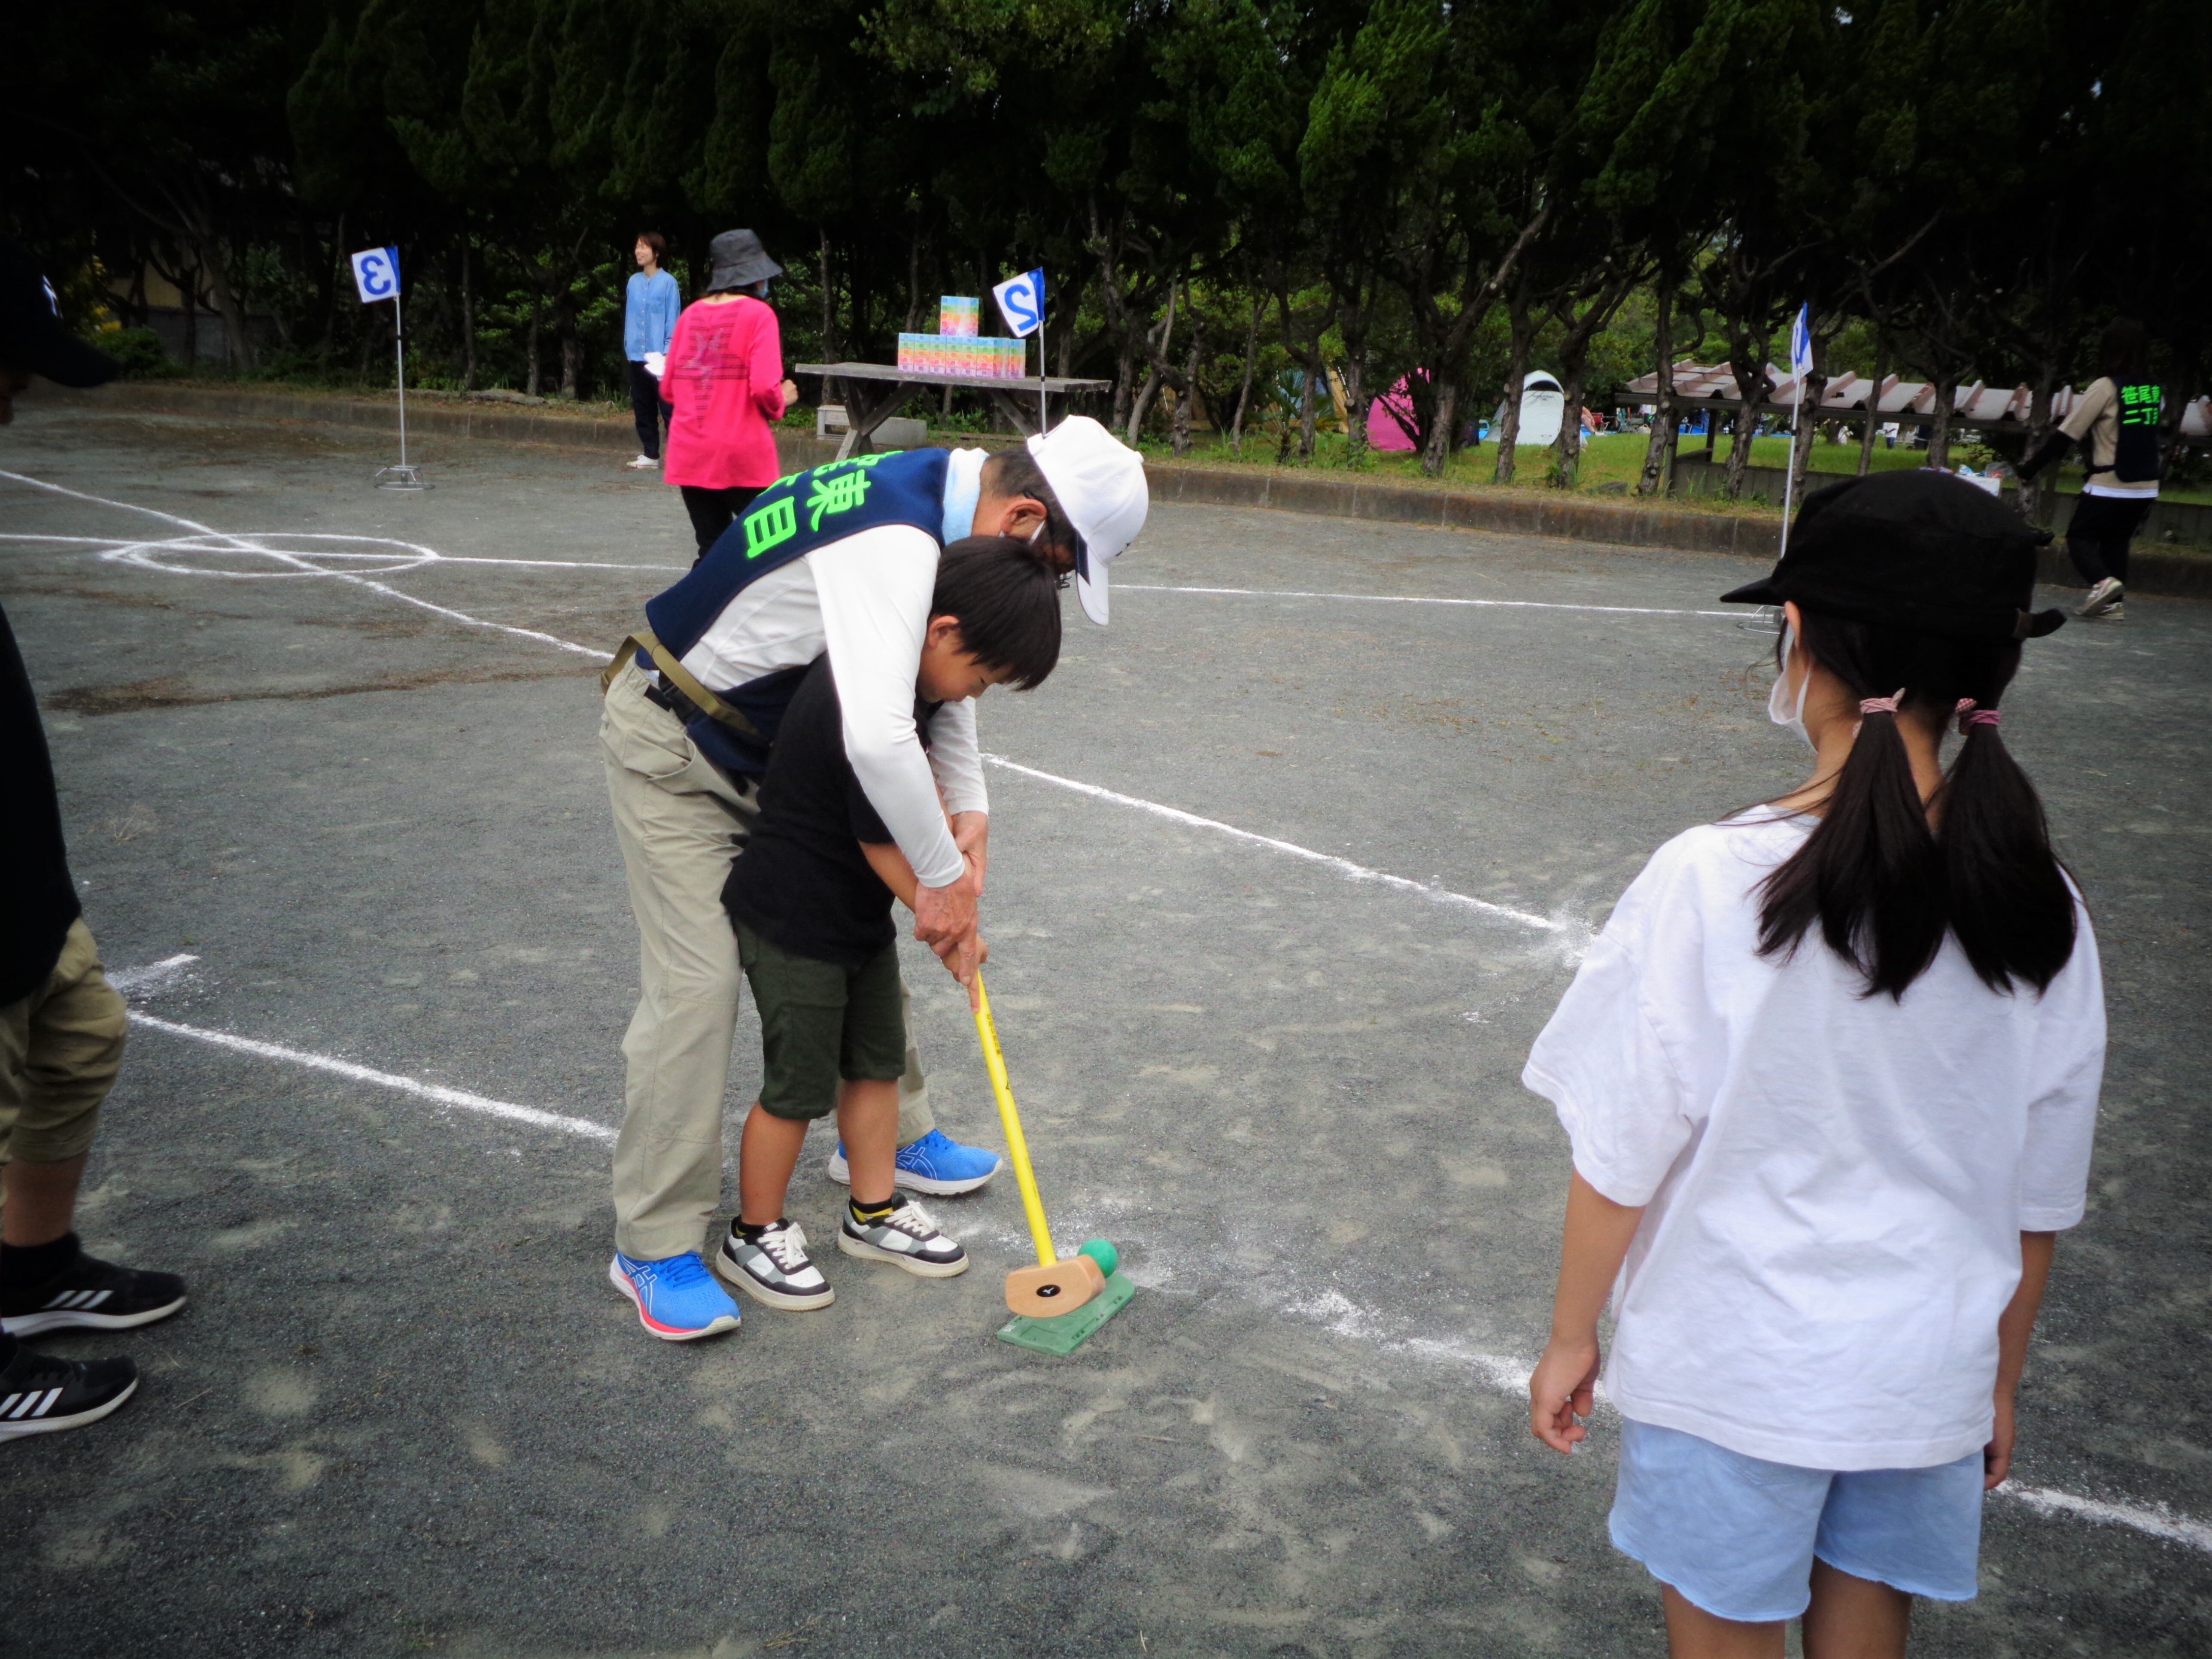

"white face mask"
[1768,623,1813,749]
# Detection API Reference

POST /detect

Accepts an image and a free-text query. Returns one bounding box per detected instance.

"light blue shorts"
[1610,1417,1984,1623]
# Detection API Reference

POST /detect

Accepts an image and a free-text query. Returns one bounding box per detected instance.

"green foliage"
[7,0,2200,485]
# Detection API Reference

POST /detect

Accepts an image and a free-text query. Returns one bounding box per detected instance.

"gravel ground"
[1,399,2206,1658]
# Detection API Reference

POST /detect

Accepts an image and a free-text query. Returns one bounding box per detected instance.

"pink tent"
[1367,376,1420,452]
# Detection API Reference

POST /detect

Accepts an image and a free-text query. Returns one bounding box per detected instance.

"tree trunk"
[1492,288,1534,483]
[1231,295,1261,458]
[1787,343,1826,513]
[196,238,254,372]
[1419,379,1458,478]
[1297,343,1318,461]
[320,213,346,365]
[1170,320,1202,458]
[526,289,542,397]
[1551,359,1589,489]
[461,235,477,392]
[1925,372,1956,469]
[2018,373,2056,526]
[181,259,200,366]
[1723,334,1771,499]
[1339,283,1370,471]
[1857,328,1886,476]
[817,229,838,361]
[1125,277,1179,445]
[1638,288,1676,497]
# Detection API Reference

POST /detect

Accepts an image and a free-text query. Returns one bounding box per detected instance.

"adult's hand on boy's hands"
[914,872,978,958]
[952,811,989,894]
[1528,1336,1601,1455]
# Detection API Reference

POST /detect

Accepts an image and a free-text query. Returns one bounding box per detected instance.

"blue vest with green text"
[642,448,951,777]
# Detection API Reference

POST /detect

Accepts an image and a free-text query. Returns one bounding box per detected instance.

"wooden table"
[794,362,1110,461]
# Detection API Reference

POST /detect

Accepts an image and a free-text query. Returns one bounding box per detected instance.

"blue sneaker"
[826,1128,1002,1196]
[608,1251,741,1342]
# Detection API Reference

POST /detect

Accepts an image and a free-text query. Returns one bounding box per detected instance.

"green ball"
[1077,1238,1118,1277]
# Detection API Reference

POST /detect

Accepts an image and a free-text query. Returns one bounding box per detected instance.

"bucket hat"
[706,230,782,293]
[1721,469,2064,640]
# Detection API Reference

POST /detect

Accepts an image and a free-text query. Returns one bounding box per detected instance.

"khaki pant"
[1,919,127,1169]
[601,662,935,1259]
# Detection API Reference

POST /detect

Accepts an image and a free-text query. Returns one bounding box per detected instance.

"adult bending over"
[599,416,1148,1340]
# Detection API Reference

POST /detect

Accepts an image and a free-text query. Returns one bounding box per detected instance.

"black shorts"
[735,923,905,1121]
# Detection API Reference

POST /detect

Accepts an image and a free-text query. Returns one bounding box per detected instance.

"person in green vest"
[2017,319,2165,620]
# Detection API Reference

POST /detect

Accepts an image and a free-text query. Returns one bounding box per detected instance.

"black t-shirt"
[1,602,82,1004]
[723,656,942,968]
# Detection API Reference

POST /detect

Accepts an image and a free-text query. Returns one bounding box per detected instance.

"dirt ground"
[2,399,2206,1658]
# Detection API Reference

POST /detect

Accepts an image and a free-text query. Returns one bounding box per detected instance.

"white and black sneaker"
[0,1343,138,1439]
[717,1219,835,1310]
[0,1250,186,1337]
[2078,577,2124,617]
[836,1197,969,1279]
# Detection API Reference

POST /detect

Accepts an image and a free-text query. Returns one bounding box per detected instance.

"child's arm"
[862,840,987,1002]
[1985,1230,2057,1490]
[1528,1169,1646,1454]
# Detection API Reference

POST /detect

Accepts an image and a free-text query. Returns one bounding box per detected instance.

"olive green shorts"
[735,922,907,1121]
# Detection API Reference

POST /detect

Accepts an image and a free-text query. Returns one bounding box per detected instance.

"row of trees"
[11,0,2206,507]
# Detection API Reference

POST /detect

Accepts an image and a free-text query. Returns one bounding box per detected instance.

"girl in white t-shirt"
[1522,470,2103,1658]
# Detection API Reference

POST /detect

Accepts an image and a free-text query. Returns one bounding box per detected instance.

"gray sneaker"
[717,1219,834,1310]
[836,1198,969,1279]
[2078,577,2123,617]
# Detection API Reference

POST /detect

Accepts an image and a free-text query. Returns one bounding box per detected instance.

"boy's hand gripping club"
[972,974,1111,1318]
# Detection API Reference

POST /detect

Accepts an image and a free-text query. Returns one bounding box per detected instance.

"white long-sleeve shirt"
[671,449,991,889]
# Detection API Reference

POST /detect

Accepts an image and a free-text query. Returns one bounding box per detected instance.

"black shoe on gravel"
[0,1252,187,1337]
[0,1344,138,1438]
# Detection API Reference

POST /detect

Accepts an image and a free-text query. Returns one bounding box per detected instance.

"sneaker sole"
[825,1151,1000,1197]
[713,1246,836,1311]
[3,1294,188,1337]
[835,1231,970,1278]
[606,1258,741,1342]
[0,1375,138,1438]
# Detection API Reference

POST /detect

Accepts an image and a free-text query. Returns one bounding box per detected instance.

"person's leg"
[737,1104,809,1225]
[893,975,936,1146]
[680,485,735,556]
[2065,529,2111,587]
[0,920,182,1340]
[734,921,849,1226]
[602,663,759,1263]
[1801,1560,1911,1659]
[835,1079,899,1206]
[1659,1586,1786,1659]
[629,363,662,460]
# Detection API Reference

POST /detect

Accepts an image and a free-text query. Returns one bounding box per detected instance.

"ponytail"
[1940,708,2077,992]
[1755,610,2076,998]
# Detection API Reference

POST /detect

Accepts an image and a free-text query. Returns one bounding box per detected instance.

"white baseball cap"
[1027,415,1148,625]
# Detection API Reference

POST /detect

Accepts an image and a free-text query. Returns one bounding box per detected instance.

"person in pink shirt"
[664,229,802,560]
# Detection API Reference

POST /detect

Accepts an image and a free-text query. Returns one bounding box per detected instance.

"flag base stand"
[374,464,431,491]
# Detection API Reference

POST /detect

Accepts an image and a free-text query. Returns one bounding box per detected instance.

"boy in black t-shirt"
[717,536,1063,1309]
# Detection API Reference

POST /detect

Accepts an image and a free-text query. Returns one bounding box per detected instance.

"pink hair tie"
[1858,690,1905,716]
[1960,707,2001,732]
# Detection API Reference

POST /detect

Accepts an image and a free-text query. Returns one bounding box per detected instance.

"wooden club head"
[1005,1255,1105,1319]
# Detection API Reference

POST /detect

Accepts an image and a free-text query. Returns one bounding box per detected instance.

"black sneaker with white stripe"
[836,1197,969,1278]
[717,1218,836,1310]
[0,1251,187,1337]
[0,1342,138,1438]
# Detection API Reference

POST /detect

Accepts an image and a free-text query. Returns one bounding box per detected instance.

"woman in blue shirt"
[624,232,682,471]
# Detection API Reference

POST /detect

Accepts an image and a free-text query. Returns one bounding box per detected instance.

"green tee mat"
[997,1270,1136,1355]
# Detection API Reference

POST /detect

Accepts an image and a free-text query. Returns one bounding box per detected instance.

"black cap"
[0,239,119,389]
[705,230,782,293]
[1721,469,2064,640]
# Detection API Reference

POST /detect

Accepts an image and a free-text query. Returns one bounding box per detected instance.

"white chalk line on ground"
[8,466,1596,941]
[1118,582,1741,619]
[982,752,1577,942]
[112,962,2211,1559]
[0,471,607,659]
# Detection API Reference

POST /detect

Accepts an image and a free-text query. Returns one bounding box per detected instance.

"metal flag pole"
[1779,373,1804,556]
[376,284,430,490]
[1036,298,1048,436]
